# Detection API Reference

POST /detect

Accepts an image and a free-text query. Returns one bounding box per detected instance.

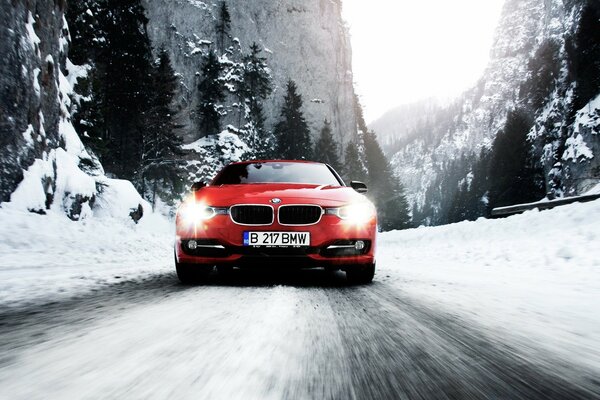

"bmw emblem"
[270,198,282,204]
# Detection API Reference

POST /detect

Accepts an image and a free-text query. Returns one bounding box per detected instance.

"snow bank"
[378,199,600,370]
[584,182,600,195]
[94,178,151,220]
[6,157,53,212]
[0,208,173,308]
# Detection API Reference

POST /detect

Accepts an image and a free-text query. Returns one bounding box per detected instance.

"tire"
[175,253,212,284]
[346,262,375,285]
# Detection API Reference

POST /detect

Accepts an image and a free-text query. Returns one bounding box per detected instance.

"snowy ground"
[378,199,600,371]
[0,208,173,307]
[1,199,599,366]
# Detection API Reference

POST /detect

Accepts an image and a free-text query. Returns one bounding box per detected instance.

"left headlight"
[326,202,376,224]
[178,202,227,225]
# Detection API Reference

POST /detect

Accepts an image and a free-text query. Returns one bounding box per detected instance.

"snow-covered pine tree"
[314,119,342,172]
[197,50,225,136]
[241,43,273,158]
[274,80,312,160]
[140,49,184,209]
[67,0,155,181]
[216,1,231,55]
[90,0,155,181]
[66,0,108,156]
[66,0,107,66]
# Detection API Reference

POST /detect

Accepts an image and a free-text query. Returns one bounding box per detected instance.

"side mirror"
[350,181,368,194]
[191,181,206,191]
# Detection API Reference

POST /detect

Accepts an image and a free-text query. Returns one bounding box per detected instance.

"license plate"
[243,231,310,247]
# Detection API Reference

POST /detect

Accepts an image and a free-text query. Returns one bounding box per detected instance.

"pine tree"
[568,2,600,112]
[216,1,231,54]
[66,0,106,154]
[67,0,155,181]
[363,130,412,231]
[274,80,312,160]
[352,95,410,230]
[71,67,108,157]
[66,0,108,65]
[488,109,545,208]
[343,142,368,183]
[353,93,368,134]
[241,43,272,157]
[141,49,185,208]
[101,0,155,180]
[314,119,342,171]
[197,51,225,136]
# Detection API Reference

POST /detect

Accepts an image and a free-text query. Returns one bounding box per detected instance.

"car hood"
[192,183,368,207]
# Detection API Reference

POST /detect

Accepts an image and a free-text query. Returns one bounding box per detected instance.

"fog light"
[355,240,365,251]
[188,240,197,250]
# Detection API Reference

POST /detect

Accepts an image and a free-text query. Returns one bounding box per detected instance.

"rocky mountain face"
[0,0,67,203]
[0,0,359,218]
[143,0,356,147]
[380,0,599,225]
[0,0,148,219]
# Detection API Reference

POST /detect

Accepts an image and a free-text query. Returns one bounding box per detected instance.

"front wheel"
[175,254,212,284]
[346,262,375,285]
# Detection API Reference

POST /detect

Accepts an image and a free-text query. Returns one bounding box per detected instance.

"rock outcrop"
[0,0,147,220]
[0,0,67,203]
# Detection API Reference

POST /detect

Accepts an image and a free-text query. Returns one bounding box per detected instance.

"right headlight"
[326,202,376,225]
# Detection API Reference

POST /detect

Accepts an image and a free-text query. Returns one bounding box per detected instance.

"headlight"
[178,202,227,225]
[326,202,376,224]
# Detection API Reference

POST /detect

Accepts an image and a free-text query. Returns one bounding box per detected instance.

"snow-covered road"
[0,269,597,399]
[1,200,599,398]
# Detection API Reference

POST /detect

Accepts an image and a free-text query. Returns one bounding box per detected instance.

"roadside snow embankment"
[0,209,173,308]
[378,199,600,370]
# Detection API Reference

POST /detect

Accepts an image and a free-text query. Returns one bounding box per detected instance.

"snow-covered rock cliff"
[143,0,356,147]
[380,0,599,224]
[0,0,148,220]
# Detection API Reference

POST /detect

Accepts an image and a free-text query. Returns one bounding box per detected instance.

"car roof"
[227,159,324,166]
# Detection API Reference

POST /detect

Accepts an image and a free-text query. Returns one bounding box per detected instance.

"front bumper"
[175,213,376,268]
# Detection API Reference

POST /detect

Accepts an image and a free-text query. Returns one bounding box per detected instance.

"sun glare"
[342,0,505,122]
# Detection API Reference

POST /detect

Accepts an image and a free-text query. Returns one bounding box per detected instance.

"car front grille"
[278,205,322,225]
[230,205,273,225]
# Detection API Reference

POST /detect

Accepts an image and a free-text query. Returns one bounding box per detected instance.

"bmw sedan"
[175,160,377,284]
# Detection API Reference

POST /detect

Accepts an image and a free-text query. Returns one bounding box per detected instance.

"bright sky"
[342,0,505,123]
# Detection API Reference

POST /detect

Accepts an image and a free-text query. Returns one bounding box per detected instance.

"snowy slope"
[378,199,600,370]
[385,0,599,223]
[387,0,546,209]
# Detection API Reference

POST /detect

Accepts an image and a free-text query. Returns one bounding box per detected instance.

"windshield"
[212,162,343,186]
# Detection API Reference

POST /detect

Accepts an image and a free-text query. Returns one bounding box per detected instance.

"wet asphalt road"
[0,270,598,399]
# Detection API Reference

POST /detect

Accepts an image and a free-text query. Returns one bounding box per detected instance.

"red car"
[174,160,377,284]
